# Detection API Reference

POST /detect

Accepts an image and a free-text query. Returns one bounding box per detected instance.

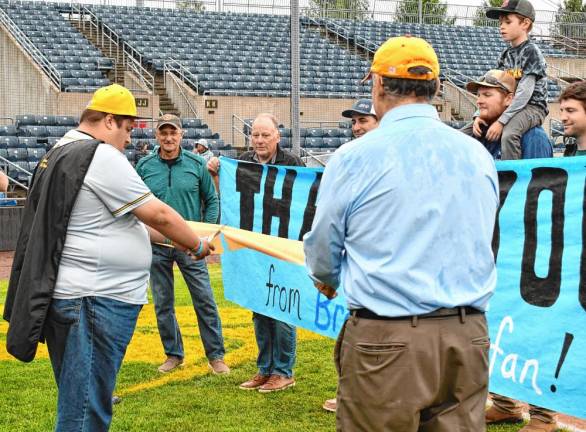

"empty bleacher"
[0,115,231,175]
[89,6,372,98]
[0,1,112,92]
[322,19,566,99]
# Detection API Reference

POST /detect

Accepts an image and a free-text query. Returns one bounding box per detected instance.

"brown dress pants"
[335,312,490,432]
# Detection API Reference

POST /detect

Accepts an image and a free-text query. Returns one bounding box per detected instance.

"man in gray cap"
[341,98,379,139]
[136,114,229,376]
[194,138,214,162]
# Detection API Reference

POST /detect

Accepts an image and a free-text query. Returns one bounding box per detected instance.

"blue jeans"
[44,297,141,432]
[253,312,296,377]
[150,245,225,361]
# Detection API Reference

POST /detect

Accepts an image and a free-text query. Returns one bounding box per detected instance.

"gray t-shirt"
[53,130,154,304]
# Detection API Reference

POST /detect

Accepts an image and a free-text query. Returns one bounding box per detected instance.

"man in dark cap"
[341,98,379,139]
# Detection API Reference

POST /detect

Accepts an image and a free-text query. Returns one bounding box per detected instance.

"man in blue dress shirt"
[303,36,499,431]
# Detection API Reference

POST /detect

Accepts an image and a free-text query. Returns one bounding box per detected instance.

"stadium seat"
[0,136,19,148]
[18,137,40,148]
[21,126,48,138]
[306,128,324,138]
[323,137,340,148]
[27,148,47,161]
[15,115,37,127]
[46,126,68,137]
[55,116,78,126]
[182,118,203,128]
[0,125,17,136]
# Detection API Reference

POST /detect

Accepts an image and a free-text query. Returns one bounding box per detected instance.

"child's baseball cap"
[486,0,535,21]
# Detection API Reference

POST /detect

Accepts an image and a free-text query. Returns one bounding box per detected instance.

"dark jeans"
[150,245,225,361]
[253,312,296,377]
[44,296,141,432]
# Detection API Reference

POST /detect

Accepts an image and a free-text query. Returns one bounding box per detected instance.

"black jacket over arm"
[3,139,100,362]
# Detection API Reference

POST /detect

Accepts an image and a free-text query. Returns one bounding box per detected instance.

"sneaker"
[519,418,558,432]
[208,359,230,375]
[485,405,524,424]
[112,396,122,405]
[157,356,184,373]
[258,375,295,393]
[322,398,336,412]
[239,373,270,390]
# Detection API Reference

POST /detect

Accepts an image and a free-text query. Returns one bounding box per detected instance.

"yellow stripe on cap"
[86,83,138,117]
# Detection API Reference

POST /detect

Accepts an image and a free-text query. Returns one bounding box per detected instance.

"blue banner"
[219,156,585,418]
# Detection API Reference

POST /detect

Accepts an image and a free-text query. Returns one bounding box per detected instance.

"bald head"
[252,113,279,130]
[251,113,281,164]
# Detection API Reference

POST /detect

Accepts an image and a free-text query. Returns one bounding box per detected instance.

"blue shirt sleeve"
[303,152,352,289]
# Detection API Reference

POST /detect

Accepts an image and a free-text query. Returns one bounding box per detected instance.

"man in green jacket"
[136,114,229,374]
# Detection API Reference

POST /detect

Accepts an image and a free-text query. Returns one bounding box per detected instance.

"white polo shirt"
[53,130,154,304]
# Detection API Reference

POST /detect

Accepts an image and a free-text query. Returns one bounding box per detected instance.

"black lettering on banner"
[521,168,568,307]
[580,180,586,311]
[262,167,297,238]
[265,264,302,320]
[236,162,263,231]
[492,171,518,260]
[298,172,323,240]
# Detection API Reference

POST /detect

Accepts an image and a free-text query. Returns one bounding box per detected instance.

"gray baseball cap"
[486,0,535,21]
[156,113,182,130]
[342,99,376,118]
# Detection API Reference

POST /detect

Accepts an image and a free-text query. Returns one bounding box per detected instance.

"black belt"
[350,306,483,321]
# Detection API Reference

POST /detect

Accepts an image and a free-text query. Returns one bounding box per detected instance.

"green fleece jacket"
[136,147,218,223]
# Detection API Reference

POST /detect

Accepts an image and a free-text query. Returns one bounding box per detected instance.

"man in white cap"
[194,138,214,162]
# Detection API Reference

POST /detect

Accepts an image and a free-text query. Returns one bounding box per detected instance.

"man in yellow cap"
[303,36,499,430]
[4,84,213,431]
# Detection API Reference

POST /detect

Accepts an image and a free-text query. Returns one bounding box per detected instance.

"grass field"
[0,264,525,432]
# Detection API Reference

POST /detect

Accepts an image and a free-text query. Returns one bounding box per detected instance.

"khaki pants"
[335,313,489,432]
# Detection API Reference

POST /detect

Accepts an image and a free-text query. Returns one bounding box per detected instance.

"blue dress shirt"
[303,104,499,317]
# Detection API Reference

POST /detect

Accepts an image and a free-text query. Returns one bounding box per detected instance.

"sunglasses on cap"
[481,73,511,93]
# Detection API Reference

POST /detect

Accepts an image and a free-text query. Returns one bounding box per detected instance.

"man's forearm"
[134,199,201,250]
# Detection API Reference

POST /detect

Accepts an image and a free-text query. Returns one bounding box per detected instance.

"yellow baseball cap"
[363,36,440,82]
[86,83,138,117]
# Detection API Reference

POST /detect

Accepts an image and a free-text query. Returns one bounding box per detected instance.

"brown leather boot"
[519,418,558,432]
[258,375,295,393]
[485,405,524,424]
[239,374,269,390]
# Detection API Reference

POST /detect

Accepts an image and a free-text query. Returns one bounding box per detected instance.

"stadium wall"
[546,57,586,81]
[166,76,450,147]
[0,24,58,118]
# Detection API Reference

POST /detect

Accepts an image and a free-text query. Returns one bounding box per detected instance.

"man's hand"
[485,121,504,142]
[314,281,337,300]
[188,239,215,261]
[207,157,220,177]
[472,117,487,137]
